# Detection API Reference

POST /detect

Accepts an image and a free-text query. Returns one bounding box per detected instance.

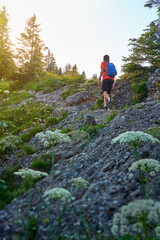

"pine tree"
[92,73,97,79]
[58,67,62,75]
[17,14,47,78]
[0,6,16,79]
[45,49,57,73]
[121,13,160,81]
[64,63,72,74]
[72,64,78,76]
[144,0,160,9]
[81,71,86,79]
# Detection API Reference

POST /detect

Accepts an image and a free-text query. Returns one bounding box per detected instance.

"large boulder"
[65,91,91,106]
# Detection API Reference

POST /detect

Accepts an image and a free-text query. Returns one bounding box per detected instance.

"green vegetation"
[0,102,54,138]
[31,158,52,172]
[90,97,103,110]
[145,127,160,138]
[106,111,119,124]
[61,126,72,134]
[21,126,45,143]
[131,81,148,104]
[21,144,36,155]
[80,111,119,137]
[2,90,35,106]
[80,122,106,137]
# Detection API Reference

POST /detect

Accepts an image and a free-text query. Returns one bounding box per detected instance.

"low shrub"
[80,122,106,137]
[31,159,52,172]
[21,126,45,143]
[21,144,36,155]
[106,111,119,125]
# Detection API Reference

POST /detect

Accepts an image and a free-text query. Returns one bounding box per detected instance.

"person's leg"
[103,92,107,106]
[103,91,110,102]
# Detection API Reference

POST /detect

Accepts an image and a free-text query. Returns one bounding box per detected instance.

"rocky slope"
[0,74,160,240]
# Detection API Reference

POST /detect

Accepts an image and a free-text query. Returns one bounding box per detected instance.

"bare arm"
[98,67,104,86]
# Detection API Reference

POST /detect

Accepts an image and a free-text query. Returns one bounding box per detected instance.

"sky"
[0,0,158,78]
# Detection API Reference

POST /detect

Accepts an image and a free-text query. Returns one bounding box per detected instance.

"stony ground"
[0,76,160,239]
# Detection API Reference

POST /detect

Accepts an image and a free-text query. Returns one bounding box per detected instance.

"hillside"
[0,72,160,240]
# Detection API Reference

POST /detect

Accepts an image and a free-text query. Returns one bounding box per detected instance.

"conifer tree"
[0,6,16,79]
[92,73,97,79]
[17,14,47,78]
[144,0,160,9]
[64,63,72,74]
[45,49,57,73]
[81,71,86,79]
[121,9,160,81]
[72,64,78,76]
[58,67,62,75]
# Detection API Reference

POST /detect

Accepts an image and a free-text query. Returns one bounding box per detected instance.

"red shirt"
[100,62,115,81]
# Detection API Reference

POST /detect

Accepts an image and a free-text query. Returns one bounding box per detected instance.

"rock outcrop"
[0,100,160,239]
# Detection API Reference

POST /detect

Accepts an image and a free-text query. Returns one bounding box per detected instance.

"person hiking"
[98,54,117,109]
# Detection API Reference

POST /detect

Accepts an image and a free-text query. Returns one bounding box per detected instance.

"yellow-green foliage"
[0,102,54,138]
[145,127,160,139]
[23,73,85,93]
[2,90,35,106]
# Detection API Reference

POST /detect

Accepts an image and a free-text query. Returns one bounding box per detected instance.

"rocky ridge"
[0,73,160,239]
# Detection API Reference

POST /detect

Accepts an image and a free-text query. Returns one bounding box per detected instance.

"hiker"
[98,54,117,109]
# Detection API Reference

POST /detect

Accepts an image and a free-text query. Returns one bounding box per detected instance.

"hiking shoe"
[108,98,112,104]
[104,105,108,110]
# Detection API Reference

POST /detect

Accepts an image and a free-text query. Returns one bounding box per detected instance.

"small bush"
[21,144,36,155]
[131,81,148,104]
[31,159,51,172]
[46,116,59,126]
[80,122,106,137]
[4,90,35,106]
[145,127,160,139]
[21,126,45,143]
[90,104,98,110]
[61,126,72,133]
[106,111,119,125]
[3,164,19,186]
[96,98,103,109]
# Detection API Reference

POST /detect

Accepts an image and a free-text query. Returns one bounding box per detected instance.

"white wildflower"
[132,223,143,233]
[4,90,10,94]
[129,159,160,175]
[112,199,160,236]
[111,225,119,236]
[70,177,90,189]
[150,171,156,176]
[113,212,121,225]
[14,168,48,180]
[120,225,128,235]
[0,135,22,151]
[112,131,159,147]
[36,129,71,147]
[43,187,74,202]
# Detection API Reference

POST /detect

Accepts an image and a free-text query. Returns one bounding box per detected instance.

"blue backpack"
[105,62,117,78]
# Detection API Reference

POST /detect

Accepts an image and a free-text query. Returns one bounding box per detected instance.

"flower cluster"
[112,131,159,147]
[4,90,10,94]
[68,130,89,143]
[111,199,160,237]
[0,135,22,152]
[14,168,48,180]
[70,177,90,189]
[36,129,71,147]
[129,158,160,177]
[43,187,74,202]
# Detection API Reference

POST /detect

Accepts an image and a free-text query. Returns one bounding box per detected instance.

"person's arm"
[98,66,104,86]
